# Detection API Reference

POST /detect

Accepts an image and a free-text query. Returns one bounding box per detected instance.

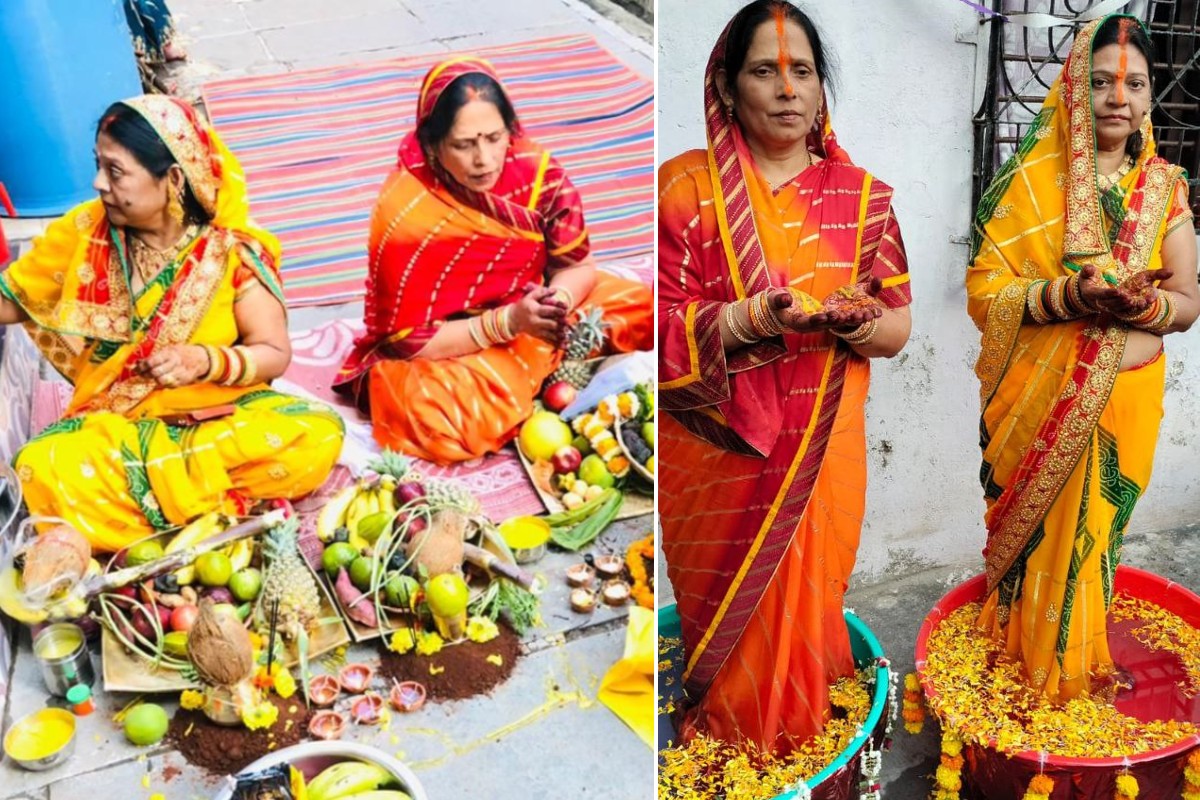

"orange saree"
[658,27,911,751]
[334,58,651,464]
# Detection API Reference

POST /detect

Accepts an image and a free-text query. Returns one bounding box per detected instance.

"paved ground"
[1,1,653,798]
[657,522,1200,798]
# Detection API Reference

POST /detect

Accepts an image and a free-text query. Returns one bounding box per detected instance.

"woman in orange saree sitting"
[659,0,912,753]
[0,96,345,552]
[969,16,1197,701]
[335,58,652,464]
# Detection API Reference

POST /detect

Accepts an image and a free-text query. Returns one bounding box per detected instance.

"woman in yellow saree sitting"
[659,0,912,752]
[0,96,345,553]
[334,58,653,464]
[968,15,1197,702]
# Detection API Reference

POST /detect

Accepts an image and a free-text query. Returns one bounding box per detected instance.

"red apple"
[542,381,577,413]
[551,446,583,475]
[170,604,199,633]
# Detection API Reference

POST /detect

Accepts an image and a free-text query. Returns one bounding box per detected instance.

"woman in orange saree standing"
[659,0,913,753]
[969,16,1197,701]
[0,96,345,552]
[335,58,652,464]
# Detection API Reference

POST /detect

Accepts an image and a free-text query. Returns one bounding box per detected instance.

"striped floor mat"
[202,34,654,307]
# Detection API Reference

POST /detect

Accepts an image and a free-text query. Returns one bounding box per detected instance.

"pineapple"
[551,307,607,389]
[425,477,481,516]
[367,449,413,481]
[258,515,321,641]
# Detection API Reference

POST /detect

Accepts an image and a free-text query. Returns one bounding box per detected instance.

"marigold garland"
[1114,772,1138,799]
[931,729,964,799]
[1023,773,1054,800]
[1184,749,1200,800]
[626,533,654,609]
[903,672,925,734]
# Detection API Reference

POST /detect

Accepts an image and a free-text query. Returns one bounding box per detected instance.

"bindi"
[774,6,794,97]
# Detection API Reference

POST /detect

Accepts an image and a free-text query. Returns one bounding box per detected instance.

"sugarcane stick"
[462,542,535,590]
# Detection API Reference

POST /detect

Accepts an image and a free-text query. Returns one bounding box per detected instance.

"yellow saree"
[0,96,344,552]
[966,17,1189,700]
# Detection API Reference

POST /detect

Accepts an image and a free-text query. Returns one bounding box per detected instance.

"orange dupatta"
[657,16,911,745]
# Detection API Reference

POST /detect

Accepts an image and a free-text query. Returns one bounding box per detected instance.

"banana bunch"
[165,512,231,585]
[306,760,408,800]
[316,475,397,550]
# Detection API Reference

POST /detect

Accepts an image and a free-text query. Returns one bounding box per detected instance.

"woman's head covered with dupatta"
[414,58,521,193]
[712,1,836,157]
[1090,15,1154,160]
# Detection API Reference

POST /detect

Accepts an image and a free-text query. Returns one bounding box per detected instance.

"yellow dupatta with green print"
[965,16,1184,700]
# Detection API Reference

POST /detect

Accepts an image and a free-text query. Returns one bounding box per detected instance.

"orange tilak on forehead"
[1115,22,1130,104]
[774,5,794,96]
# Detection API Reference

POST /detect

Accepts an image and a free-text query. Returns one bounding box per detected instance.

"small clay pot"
[338,663,374,694]
[565,563,596,588]
[570,588,596,614]
[350,693,384,725]
[308,710,347,740]
[389,680,427,713]
[308,674,341,707]
[594,554,624,581]
[601,579,632,607]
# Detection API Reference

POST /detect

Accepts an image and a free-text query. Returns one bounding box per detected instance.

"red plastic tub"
[915,565,1200,799]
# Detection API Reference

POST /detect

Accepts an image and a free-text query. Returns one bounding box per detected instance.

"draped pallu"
[657,24,912,750]
[967,15,1193,701]
[1,96,344,551]
[334,57,651,465]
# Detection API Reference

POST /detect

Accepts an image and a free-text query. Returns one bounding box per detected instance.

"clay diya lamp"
[601,579,632,607]
[308,710,347,741]
[570,588,596,614]
[350,693,384,725]
[594,554,624,581]
[308,674,341,707]
[338,663,374,695]
[389,680,427,713]
[565,562,596,588]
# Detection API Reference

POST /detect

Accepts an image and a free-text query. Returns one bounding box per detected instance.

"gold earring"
[167,191,184,224]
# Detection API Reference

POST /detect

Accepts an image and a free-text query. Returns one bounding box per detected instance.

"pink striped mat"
[202,35,654,307]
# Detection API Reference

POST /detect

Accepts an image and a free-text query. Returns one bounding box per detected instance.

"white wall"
[657,0,1200,584]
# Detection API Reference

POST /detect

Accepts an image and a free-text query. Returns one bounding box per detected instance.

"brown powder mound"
[378,625,522,701]
[167,694,309,775]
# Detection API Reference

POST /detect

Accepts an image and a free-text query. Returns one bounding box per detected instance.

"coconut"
[21,524,91,595]
[404,510,466,577]
[186,599,254,688]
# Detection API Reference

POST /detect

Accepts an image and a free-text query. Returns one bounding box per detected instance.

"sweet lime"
[125,540,164,567]
[577,454,615,489]
[641,422,655,450]
[124,703,169,746]
[348,556,375,591]
[322,542,358,580]
[195,552,233,587]
[228,568,263,602]
[385,574,421,609]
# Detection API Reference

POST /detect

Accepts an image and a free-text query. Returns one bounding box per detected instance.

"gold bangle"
[468,316,489,349]
[836,317,879,346]
[498,305,515,341]
[723,302,758,345]
[551,286,575,311]
[200,345,220,382]
[234,345,258,386]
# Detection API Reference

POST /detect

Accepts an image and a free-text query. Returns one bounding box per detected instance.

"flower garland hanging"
[626,533,654,609]
[1184,749,1200,800]
[1022,774,1054,800]
[932,729,964,800]
[902,672,925,734]
[1114,772,1138,799]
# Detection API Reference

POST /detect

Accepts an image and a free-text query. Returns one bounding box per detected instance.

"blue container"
[658,604,892,798]
[0,0,141,216]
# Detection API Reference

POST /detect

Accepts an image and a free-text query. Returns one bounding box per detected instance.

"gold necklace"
[1097,155,1134,193]
[129,225,197,284]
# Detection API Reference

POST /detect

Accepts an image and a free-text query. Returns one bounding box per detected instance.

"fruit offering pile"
[314,451,539,643]
[232,758,412,800]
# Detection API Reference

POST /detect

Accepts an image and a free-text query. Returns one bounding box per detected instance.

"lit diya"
[593,554,624,581]
[389,680,427,713]
[308,674,341,707]
[350,693,384,725]
[570,588,596,614]
[601,580,632,607]
[338,663,374,694]
[565,562,596,588]
[308,710,347,741]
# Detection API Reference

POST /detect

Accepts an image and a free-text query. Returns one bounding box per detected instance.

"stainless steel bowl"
[210,740,428,800]
[3,708,77,771]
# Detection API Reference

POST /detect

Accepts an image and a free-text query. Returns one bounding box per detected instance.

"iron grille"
[972,0,1200,230]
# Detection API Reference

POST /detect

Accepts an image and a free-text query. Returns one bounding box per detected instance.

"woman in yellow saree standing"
[0,96,345,553]
[968,15,1197,701]
[334,58,653,464]
[659,0,913,753]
